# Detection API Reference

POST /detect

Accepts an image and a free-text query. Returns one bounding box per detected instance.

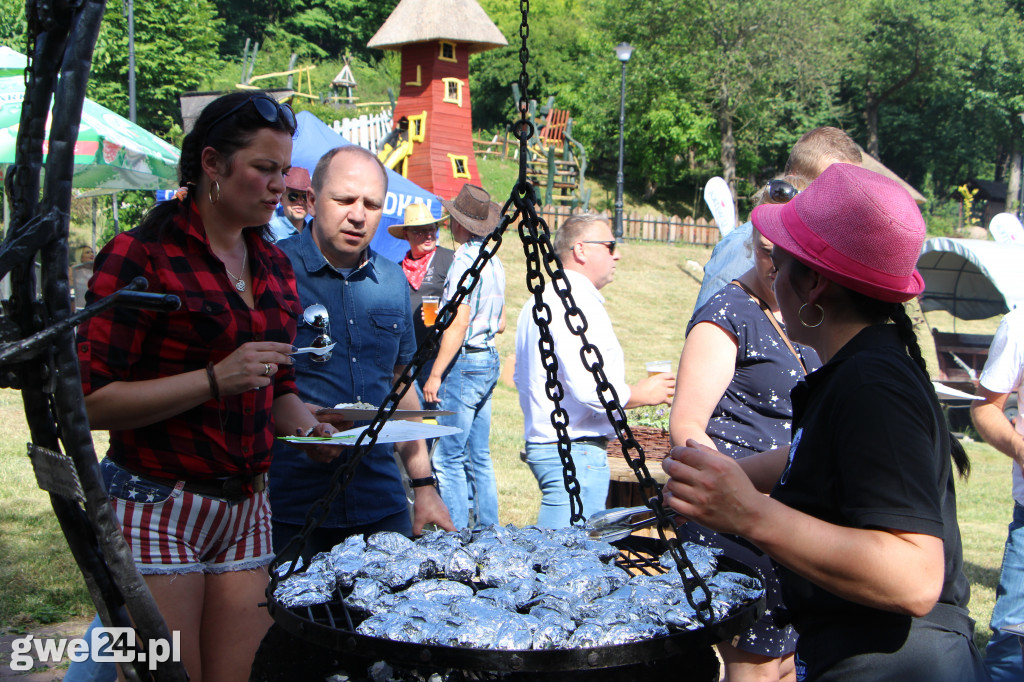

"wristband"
[408,476,437,488]
[206,361,221,401]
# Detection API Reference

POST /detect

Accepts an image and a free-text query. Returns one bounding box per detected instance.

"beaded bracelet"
[206,361,221,401]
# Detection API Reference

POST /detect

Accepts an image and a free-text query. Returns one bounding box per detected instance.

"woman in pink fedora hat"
[664,163,985,680]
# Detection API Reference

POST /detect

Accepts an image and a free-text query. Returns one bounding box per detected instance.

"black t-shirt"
[770,325,970,631]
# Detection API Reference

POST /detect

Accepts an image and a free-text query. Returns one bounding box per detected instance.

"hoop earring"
[209,180,220,205]
[798,303,824,328]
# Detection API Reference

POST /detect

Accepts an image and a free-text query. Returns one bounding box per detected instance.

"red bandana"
[402,250,434,290]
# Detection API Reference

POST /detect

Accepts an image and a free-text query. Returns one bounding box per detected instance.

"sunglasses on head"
[581,240,616,254]
[286,191,307,203]
[205,95,296,145]
[764,179,799,204]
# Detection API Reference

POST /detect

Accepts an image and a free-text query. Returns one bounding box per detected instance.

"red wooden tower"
[368,0,506,200]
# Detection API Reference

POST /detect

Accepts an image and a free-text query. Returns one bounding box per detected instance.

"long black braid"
[888,302,971,478]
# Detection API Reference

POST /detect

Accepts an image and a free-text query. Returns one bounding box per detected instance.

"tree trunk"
[1008,144,1022,215]
[865,91,880,160]
[718,82,737,208]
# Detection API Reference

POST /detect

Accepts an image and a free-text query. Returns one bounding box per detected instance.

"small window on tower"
[409,111,427,142]
[439,41,457,62]
[442,78,463,107]
[448,154,470,179]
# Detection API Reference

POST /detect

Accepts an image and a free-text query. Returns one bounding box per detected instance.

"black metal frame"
[0,1,186,679]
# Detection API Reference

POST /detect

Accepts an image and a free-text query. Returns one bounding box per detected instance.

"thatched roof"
[368,0,507,54]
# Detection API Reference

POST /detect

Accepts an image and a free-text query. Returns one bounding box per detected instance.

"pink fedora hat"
[751,163,925,303]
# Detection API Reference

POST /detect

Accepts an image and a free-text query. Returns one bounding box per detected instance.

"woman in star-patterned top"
[668,177,818,681]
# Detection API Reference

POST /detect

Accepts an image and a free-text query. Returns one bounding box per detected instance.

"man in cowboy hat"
[268,166,313,241]
[422,184,506,530]
[390,203,454,394]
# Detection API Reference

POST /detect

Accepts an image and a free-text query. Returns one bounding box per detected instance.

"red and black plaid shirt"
[77,202,302,481]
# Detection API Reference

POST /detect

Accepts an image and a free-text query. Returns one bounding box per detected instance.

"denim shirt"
[270,227,416,527]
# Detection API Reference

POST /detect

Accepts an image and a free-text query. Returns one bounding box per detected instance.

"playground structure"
[511,87,590,210]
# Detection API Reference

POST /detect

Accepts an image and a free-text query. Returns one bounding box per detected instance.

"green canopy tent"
[0,69,180,302]
[0,75,180,191]
[0,73,180,261]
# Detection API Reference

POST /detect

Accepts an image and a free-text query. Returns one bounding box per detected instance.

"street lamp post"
[124,0,136,123]
[613,42,633,240]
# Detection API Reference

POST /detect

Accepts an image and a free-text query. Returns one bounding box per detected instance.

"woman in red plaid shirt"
[77,92,339,681]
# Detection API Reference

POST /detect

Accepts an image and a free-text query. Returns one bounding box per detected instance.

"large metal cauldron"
[255,535,765,681]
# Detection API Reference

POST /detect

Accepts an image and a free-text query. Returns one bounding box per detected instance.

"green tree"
[89,0,224,135]
[838,0,1024,196]
[608,0,842,197]
[0,0,26,49]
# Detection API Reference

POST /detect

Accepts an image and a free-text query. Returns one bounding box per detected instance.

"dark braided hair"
[136,91,297,239]
[844,289,971,478]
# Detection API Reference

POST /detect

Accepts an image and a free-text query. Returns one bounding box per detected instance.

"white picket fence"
[332,110,393,153]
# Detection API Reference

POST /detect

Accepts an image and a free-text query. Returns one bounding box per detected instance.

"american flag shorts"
[101,458,273,574]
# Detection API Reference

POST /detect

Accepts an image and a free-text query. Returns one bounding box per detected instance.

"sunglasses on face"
[286,191,307,203]
[205,95,297,145]
[407,228,438,238]
[764,179,799,204]
[581,240,616,254]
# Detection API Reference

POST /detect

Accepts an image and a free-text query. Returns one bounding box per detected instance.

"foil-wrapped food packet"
[285,525,764,652]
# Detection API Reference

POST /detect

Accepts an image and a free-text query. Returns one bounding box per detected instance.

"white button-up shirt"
[514,269,631,443]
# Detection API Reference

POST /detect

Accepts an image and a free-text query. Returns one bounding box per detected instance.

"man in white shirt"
[972,306,1024,682]
[514,213,674,528]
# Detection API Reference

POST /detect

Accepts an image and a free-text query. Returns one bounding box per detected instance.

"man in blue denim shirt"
[270,146,453,559]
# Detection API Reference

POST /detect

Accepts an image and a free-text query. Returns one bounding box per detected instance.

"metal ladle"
[302,303,333,363]
[588,504,678,543]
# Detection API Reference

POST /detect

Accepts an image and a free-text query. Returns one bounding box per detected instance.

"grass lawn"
[0,225,1012,654]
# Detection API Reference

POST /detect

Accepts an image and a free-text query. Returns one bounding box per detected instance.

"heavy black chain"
[513,193,712,623]
[507,0,712,625]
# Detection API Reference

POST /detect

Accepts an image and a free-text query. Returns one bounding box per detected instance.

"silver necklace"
[224,247,247,292]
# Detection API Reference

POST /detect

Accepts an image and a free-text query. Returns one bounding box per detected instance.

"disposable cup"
[422,296,440,326]
[645,360,673,377]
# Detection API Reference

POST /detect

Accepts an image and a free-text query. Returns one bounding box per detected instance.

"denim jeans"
[63,615,116,682]
[272,509,412,564]
[985,501,1024,682]
[525,440,609,528]
[433,347,500,529]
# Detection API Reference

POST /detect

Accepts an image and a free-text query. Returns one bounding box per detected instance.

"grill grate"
[265,536,764,676]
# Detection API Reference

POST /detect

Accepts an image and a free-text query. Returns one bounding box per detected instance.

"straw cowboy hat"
[441,184,501,237]
[387,203,449,239]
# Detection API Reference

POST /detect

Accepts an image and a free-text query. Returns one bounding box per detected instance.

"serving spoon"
[292,343,337,356]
